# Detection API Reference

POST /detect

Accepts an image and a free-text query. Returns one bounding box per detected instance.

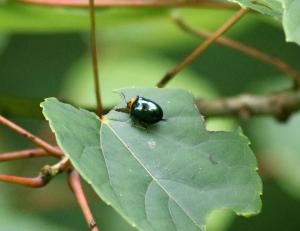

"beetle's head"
[127,97,137,110]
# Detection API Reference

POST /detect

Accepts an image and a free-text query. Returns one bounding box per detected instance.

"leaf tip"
[40,97,59,109]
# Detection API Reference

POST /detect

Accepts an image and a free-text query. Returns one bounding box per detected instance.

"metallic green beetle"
[126,96,164,124]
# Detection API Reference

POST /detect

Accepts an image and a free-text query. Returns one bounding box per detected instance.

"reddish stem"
[0,157,70,188]
[0,148,51,162]
[0,175,47,188]
[89,0,103,117]
[17,0,238,8]
[0,115,63,158]
[68,170,99,231]
[173,16,300,89]
[156,8,248,88]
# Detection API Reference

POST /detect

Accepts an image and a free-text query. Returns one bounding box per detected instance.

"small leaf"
[227,0,282,19]
[282,0,300,45]
[41,88,262,231]
[227,0,300,46]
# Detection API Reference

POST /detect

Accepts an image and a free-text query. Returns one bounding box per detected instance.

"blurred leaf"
[0,2,167,32]
[0,34,8,53]
[0,207,72,231]
[62,55,219,107]
[100,9,236,49]
[0,96,42,119]
[0,33,86,99]
[244,78,300,201]
[249,115,300,201]
[41,88,262,231]
[229,180,300,231]
[206,209,235,231]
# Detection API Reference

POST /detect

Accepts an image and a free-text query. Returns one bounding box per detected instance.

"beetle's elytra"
[127,96,164,124]
[116,95,164,125]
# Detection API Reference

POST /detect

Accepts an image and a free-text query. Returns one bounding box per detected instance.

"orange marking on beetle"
[127,97,136,110]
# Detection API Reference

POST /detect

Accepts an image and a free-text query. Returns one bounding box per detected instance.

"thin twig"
[89,0,103,117]
[196,89,300,121]
[68,170,99,231]
[173,16,300,89]
[156,8,248,88]
[0,175,47,188]
[0,157,70,188]
[0,148,51,162]
[17,0,238,9]
[0,115,63,158]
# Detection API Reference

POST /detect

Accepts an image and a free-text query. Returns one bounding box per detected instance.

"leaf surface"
[41,88,262,231]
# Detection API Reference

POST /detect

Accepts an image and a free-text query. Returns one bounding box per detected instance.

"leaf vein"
[105,123,201,229]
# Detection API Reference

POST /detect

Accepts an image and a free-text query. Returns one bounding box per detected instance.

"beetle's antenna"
[120,92,127,103]
[114,92,130,113]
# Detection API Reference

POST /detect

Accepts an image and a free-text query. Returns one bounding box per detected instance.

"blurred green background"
[1,2,300,230]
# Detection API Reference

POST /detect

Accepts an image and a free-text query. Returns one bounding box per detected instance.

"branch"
[197,89,300,121]
[0,148,51,162]
[156,8,248,88]
[17,0,238,9]
[0,157,70,188]
[0,175,48,188]
[0,96,113,119]
[173,16,300,89]
[0,115,63,158]
[4,89,296,122]
[89,0,104,117]
[68,170,99,231]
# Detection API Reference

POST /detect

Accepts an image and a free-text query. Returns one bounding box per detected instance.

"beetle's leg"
[130,119,149,131]
[115,107,130,113]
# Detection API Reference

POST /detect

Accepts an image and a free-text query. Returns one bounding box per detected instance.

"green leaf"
[227,0,283,18]
[0,34,8,54]
[41,88,262,231]
[282,0,300,45]
[0,2,166,32]
[227,0,300,46]
[0,206,73,231]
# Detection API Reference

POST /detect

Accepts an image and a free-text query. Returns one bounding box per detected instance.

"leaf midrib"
[103,122,201,230]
